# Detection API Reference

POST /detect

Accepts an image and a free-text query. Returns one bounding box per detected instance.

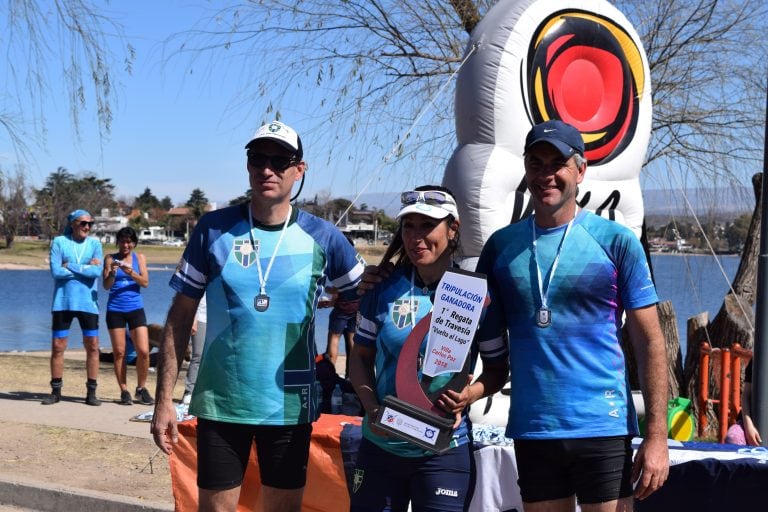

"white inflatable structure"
[444,0,652,272]
[445,0,653,426]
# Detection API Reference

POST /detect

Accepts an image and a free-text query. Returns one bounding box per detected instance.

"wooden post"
[719,349,732,443]
[698,342,711,438]
[686,313,709,423]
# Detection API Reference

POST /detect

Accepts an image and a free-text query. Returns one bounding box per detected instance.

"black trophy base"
[374,395,455,454]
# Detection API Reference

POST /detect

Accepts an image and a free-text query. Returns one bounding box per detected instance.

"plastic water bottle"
[331,385,343,414]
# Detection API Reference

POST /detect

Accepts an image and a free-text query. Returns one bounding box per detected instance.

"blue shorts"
[514,435,634,504]
[328,308,356,335]
[350,438,473,512]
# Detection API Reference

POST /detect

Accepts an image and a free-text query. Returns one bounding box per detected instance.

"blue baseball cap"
[524,120,584,159]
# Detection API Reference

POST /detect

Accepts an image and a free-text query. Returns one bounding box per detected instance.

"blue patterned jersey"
[49,235,103,314]
[475,210,657,440]
[171,204,364,426]
[355,266,508,457]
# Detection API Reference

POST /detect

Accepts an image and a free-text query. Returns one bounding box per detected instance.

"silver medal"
[536,307,551,328]
[254,293,270,312]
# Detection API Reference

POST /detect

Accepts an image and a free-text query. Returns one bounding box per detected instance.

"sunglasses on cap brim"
[400,190,456,207]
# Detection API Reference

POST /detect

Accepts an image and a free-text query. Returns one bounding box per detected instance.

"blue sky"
[1,1,758,214]
[0,1,411,209]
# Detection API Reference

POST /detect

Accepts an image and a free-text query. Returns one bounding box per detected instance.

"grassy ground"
[0,238,386,268]
[0,238,182,268]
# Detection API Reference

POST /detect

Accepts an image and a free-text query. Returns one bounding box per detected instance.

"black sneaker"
[119,390,133,405]
[41,393,61,405]
[135,387,154,405]
[85,393,102,406]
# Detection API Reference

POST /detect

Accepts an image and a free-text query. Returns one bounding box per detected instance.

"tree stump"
[659,301,682,399]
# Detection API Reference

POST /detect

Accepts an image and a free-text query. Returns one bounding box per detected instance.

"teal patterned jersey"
[171,204,364,425]
[476,210,657,439]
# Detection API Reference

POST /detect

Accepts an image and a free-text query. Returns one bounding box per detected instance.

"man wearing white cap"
[152,120,365,512]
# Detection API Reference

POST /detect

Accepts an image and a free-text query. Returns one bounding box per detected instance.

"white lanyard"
[248,204,291,296]
[531,210,577,326]
[409,268,420,330]
[70,238,86,264]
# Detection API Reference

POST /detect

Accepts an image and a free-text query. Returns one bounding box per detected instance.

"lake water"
[0,254,741,356]
[0,267,332,354]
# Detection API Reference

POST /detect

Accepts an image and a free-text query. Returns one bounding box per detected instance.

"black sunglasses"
[247,152,298,172]
[78,221,95,228]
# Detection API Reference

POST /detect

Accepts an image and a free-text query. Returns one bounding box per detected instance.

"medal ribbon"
[248,204,292,297]
[70,238,86,264]
[531,210,577,321]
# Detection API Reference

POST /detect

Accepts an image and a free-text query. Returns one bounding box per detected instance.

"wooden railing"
[698,342,753,443]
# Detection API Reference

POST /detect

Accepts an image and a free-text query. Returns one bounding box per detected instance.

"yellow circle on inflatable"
[669,410,695,441]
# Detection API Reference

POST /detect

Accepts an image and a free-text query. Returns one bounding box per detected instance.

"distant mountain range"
[346,187,755,219]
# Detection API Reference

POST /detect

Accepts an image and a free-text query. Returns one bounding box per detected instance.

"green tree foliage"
[33,167,116,237]
[160,196,174,210]
[725,213,751,250]
[186,188,209,220]
[134,187,161,212]
[228,190,251,207]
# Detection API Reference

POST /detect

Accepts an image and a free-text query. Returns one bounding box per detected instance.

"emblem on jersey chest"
[391,298,418,329]
[233,239,259,268]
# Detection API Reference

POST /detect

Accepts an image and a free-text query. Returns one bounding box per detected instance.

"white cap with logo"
[245,121,303,160]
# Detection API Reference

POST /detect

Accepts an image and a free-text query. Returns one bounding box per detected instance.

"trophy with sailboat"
[373,268,488,453]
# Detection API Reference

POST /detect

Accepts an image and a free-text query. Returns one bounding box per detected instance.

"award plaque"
[373,268,488,454]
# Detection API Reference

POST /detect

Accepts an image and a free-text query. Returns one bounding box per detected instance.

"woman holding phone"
[102,226,153,405]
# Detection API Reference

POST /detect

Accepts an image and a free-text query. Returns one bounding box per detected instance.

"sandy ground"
[0,350,182,505]
[0,349,349,508]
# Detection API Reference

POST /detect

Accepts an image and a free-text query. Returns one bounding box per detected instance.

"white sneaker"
[182,393,191,405]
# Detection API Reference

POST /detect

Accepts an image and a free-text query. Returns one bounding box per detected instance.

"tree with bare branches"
[0,0,134,157]
[168,0,767,189]
[0,166,29,248]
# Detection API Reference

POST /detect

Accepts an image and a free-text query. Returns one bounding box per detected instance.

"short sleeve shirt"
[475,210,658,439]
[171,204,365,425]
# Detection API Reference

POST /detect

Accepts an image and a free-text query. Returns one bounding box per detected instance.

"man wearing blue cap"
[475,120,669,510]
[43,209,104,406]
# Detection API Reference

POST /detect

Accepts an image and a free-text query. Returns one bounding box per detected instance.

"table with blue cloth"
[170,418,768,511]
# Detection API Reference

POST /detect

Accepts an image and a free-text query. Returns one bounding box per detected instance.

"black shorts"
[514,436,634,504]
[196,418,313,491]
[105,309,147,330]
[51,311,99,337]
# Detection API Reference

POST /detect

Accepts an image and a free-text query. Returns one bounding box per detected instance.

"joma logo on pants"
[435,487,458,497]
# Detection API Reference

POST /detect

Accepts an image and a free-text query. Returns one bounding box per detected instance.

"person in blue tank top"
[43,209,103,406]
[348,186,509,512]
[475,120,670,511]
[150,120,364,512]
[102,226,153,406]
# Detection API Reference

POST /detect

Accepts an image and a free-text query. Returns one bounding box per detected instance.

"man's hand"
[357,262,394,296]
[632,436,669,500]
[151,401,180,455]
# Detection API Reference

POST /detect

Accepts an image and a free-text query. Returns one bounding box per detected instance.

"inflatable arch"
[443,0,652,270]
[442,0,652,427]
